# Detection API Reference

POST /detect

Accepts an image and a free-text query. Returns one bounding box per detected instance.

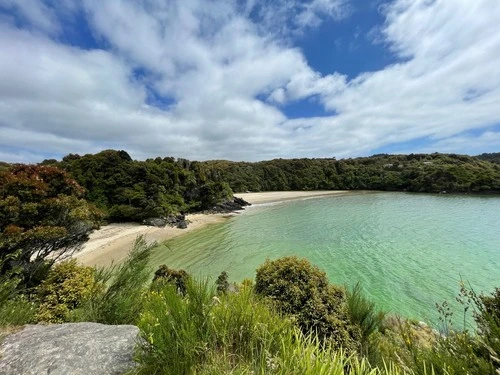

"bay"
[150,192,500,325]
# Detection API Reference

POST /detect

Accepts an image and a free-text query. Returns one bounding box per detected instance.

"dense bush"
[152,264,190,295]
[255,256,361,352]
[36,259,95,323]
[0,164,102,288]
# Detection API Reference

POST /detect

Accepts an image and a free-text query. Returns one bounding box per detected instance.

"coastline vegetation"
[1,238,499,374]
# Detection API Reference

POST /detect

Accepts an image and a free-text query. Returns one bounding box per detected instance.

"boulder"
[0,322,140,375]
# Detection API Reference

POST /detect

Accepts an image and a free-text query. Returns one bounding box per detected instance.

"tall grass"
[133,277,410,375]
[71,236,153,324]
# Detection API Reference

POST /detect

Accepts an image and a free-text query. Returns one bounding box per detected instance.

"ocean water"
[150,192,500,324]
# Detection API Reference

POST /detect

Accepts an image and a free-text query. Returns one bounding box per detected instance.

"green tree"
[0,164,102,288]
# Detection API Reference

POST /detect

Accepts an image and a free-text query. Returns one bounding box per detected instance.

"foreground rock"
[0,323,139,375]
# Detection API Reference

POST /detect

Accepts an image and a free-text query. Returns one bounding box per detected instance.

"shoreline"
[75,190,349,267]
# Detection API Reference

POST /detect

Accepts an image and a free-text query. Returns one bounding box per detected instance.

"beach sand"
[75,190,348,267]
[74,213,231,267]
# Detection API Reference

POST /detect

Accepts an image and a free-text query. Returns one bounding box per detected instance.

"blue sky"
[0,0,500,162]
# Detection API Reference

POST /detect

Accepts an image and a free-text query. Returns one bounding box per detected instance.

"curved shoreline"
[75,190,348,267]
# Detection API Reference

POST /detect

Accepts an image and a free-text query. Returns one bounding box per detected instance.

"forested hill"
[3,150,499,222]
[202,153,500,194]
[475,152,500,164]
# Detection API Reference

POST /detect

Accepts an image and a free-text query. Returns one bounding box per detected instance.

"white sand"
[75,190,350,267]
[74,213,231,267]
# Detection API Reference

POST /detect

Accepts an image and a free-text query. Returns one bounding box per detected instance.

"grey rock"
[0,322,140,375]
[142,217,167,227]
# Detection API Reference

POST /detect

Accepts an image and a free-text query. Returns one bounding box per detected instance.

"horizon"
[1,1,500,163]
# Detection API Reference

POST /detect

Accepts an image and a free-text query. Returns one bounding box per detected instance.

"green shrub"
[347,283,386,355]
[215,271,229,295]
[254,256,361,352]
[73,236,153,324]
[36,259,94,323]
[152,264,190,295]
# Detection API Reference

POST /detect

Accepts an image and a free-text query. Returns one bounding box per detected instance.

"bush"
[152,264,190,295]
[254,256,361,352]
[36,259,94,323]
[215,271,229,295]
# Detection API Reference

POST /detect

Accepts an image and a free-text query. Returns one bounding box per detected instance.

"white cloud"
[0,0,60,34]
[0,0,500,163]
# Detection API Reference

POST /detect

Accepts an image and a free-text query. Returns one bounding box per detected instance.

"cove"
[150,192,500,325]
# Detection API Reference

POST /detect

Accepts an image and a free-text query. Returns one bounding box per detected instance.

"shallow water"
[150,192,500,325]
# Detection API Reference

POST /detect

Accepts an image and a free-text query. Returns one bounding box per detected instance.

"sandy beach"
[75,190,348,267]
[74,213,231,267]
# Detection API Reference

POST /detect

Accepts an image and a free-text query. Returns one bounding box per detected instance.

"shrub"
[254,256,361,352]
[36,259,94,323]
[152,264,190,295]
[215,271,229,295]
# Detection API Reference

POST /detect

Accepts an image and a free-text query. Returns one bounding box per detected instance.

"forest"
[36,150,500,222]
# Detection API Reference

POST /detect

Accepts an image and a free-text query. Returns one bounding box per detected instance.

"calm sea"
[150,192,500,325]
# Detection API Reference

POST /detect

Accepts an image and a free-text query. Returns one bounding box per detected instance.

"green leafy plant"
[254,256,361,352]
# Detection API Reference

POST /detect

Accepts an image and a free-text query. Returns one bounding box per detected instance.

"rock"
[205,197,251,214]
[142,217,167,227]
[0,323,140,375]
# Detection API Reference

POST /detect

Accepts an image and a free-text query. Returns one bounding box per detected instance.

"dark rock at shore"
[0,323,140,375]
[143,214,188,229]
[205,196,251,214]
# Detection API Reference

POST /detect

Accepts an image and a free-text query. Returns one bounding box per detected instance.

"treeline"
[3,150,500,224]
[203,153,500,193]
[476,152,500,164]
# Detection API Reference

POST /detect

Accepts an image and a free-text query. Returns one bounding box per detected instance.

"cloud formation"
[0,0,499,162]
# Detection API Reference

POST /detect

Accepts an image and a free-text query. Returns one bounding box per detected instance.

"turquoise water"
[151,192,500,325]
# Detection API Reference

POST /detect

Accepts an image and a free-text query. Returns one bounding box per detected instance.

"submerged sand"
[234,190,349,204]
[75,190,348,267]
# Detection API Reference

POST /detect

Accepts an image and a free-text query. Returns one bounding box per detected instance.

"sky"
[1,0,500,163]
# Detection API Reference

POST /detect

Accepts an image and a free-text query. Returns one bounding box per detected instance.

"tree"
[0,164,102,288]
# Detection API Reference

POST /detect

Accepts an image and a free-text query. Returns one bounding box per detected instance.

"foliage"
[255,256,361,352]
[346,283,386,356]
[0,256,37,326]
[134,277,392,375]
[36,259,95,323]
[57,150,233,222]
[202,153,500,194]
[215,270,229,294]
[152,264,190,295]
[0,164,102,288]
[73,236,153,324]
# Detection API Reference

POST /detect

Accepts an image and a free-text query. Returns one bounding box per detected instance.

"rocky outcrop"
[0,323,140,375]
[205,196,251,214]
[143,214,188,229]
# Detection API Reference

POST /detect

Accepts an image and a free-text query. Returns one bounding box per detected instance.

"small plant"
[346,283,386,355]
[215,271,229,295]
[152,264,190,295]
